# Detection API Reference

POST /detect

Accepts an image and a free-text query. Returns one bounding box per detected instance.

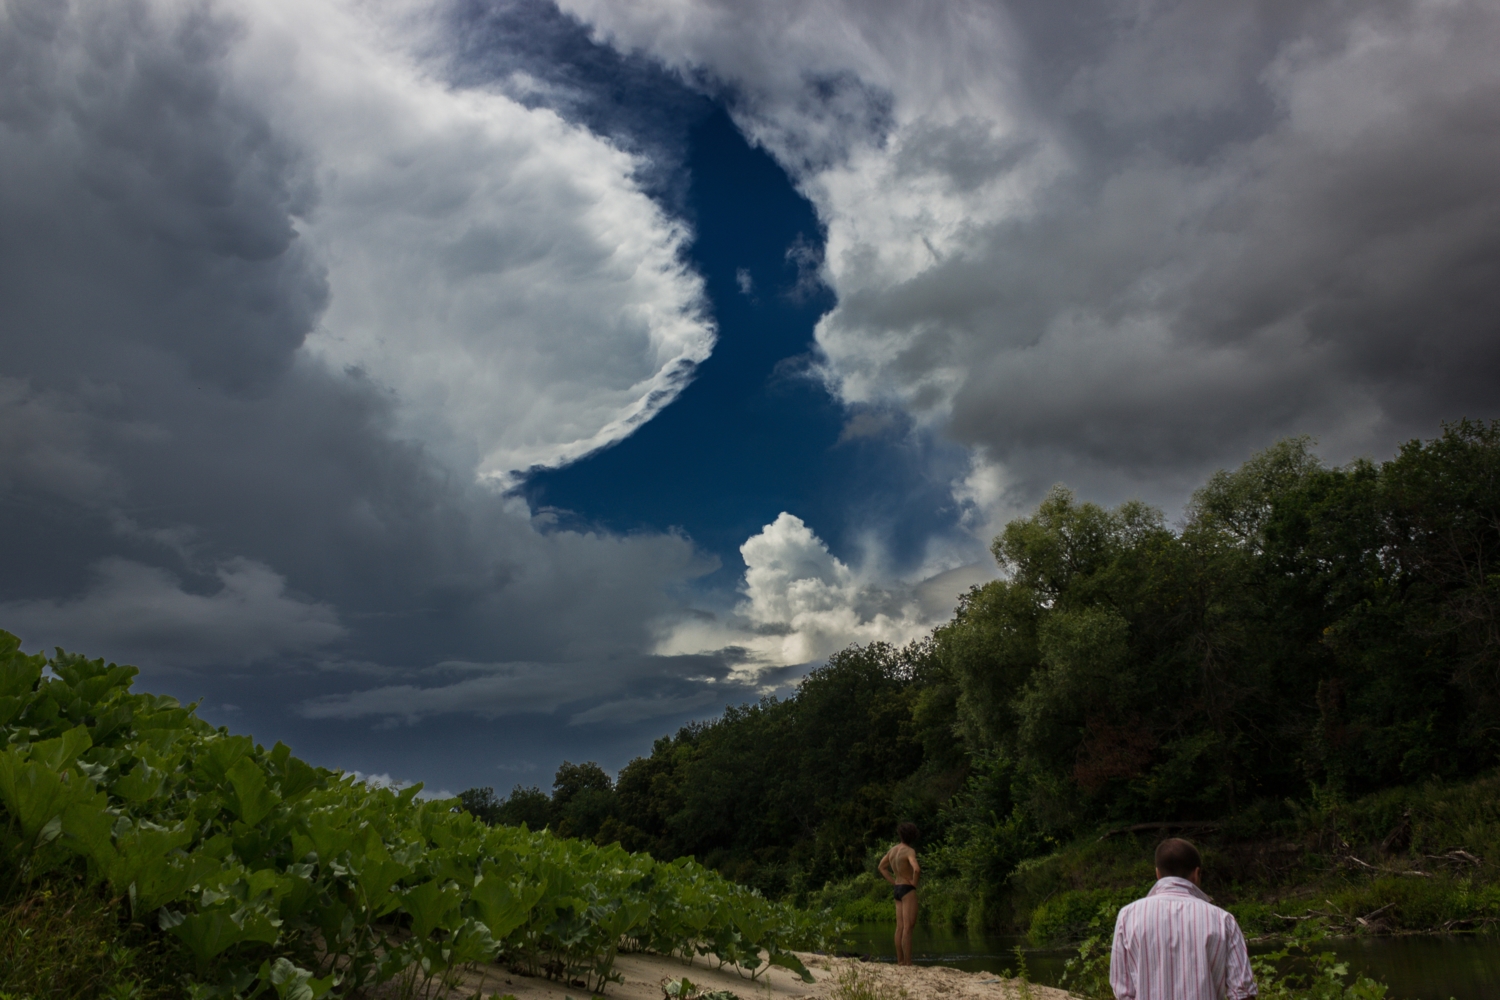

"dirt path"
[417,951,1071,1000]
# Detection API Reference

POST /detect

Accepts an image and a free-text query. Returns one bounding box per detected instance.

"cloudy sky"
[2,0,1496,793]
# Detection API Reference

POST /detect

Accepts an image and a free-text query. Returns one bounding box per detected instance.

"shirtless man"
[877,822,921,966]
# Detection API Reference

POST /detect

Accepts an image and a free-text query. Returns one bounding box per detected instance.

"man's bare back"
[880,843,919,886]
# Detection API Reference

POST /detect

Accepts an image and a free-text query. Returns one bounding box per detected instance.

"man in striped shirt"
[1110,838,1257,1000]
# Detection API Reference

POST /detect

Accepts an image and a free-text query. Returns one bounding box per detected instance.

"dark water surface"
[843,923,1500,999]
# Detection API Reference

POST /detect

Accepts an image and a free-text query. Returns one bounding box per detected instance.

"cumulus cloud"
[0,558,343,668]
[566,0,1500,507]
[658,512,988,669]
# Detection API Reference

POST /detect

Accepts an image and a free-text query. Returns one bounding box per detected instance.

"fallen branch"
[1272,909,1343,923]
[1428,849,1483,867]
[1441,916,1498,932]
[1355,903,1397,930]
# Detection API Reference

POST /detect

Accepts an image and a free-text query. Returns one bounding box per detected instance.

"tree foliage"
[483,421,1500,915]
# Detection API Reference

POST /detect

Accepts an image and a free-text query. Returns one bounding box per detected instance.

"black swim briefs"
[893,883,916,902]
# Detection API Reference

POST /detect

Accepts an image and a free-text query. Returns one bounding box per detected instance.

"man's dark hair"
[1155,837,1202,878]
[897,822,920,846]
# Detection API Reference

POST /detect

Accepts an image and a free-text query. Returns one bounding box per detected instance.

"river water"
[842,923,1500,999]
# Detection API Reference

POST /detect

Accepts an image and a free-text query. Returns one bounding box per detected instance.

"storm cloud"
[0,0,722,775]
[567,0,1500,508]
[6,0,1497,789]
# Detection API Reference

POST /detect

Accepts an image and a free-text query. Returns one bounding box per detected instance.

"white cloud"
[2,558,344,668]
[658,512,983,668]
[13,0,714,485]
[199,0,713,483]
[349,771,453,801]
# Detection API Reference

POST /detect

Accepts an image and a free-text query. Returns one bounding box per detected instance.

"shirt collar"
[1148,875,1214,903]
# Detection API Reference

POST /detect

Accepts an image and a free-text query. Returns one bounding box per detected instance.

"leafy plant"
[0,631,842,998]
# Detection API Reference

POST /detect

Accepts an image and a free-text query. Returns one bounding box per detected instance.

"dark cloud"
[569,0,1500,509]
[0,0,731,789]
[929,0,1500,494]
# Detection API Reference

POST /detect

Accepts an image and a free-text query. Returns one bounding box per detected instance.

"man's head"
[1154,837,1202,884]
[897,822,920,846]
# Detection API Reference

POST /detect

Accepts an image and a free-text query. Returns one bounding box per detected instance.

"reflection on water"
[842,923,1500,999]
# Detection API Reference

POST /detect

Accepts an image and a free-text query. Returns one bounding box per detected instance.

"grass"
[827,962,907,1000]
[0,872,178,1000]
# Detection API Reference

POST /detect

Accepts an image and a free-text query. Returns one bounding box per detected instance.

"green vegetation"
[0,635,838,1000]
[470,420,1500,946]
[10,418,1499,998]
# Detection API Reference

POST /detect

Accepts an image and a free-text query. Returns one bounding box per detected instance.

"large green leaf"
[60,787,115,868]
[107,822,209,913]
[0,632,44,697]
[29,724,93,771]
[0,746,92,845]
[469,869,546,941]
[227,757,281,826]
[133,850,222,914]
[113,761,167,803]
[196,734,254,785]
[160,903,281,966]
[0,695,27,727]
[268,743,323,803]
[399,878,462,940]
[259,957,334,1000]
[306,809,354,862]
[353,856,411,919]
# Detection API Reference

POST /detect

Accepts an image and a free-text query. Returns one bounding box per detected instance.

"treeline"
[462,420,1500,914]
[460,641,963,897]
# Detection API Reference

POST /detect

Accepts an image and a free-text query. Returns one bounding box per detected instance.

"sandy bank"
[400,950,1071,1000]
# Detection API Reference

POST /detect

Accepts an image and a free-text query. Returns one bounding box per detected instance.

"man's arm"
[877,847,896,885]
[1224,917,1258,1000]
[908,852,921,886]
[1109,908,1135,1000]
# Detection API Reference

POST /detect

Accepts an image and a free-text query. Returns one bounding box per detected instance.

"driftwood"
[1428,849,1483,867]
[1098,821,1221,842]
[1355,903,1397,930]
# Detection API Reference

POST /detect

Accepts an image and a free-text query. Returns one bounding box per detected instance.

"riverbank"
[840,921,1500,1000]
[398,950,1070,1000]
[811,772,1500,946]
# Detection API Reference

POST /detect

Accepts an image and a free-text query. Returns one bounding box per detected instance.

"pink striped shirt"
[1110,877,1257,1000]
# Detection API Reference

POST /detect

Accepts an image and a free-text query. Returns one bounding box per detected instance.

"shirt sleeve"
[1110,908,1136,1000]
[1224,915,1258,999]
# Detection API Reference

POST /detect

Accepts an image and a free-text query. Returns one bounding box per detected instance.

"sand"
[402,950,1072,1000]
